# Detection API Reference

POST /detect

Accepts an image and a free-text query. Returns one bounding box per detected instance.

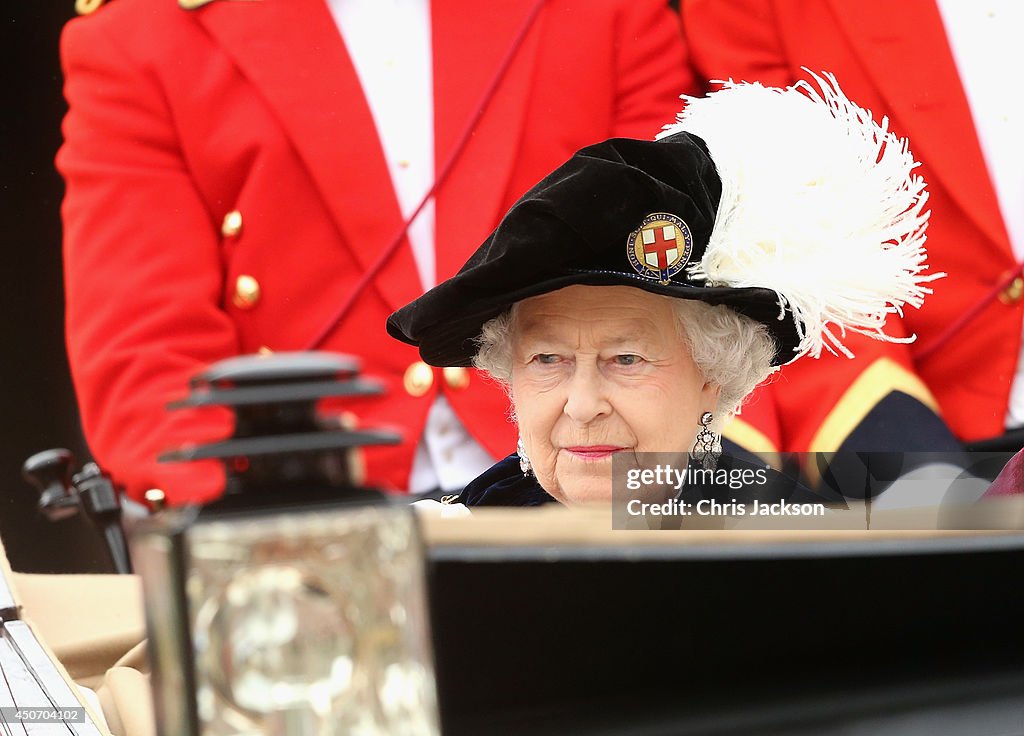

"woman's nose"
[563,363,612,424]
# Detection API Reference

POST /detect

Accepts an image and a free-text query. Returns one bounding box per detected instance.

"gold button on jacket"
[143,488,166,511]
[221,210,243,237]
[999,276,1024,306]
[404,361,434,397]
[75,0,105,15]
[232,274,261,309]
[442,366,470,390]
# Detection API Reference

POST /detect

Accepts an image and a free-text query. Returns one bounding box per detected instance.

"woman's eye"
[534,354,560,365]
[615,354,642,366]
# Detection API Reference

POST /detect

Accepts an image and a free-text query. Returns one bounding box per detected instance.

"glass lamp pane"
[186,507,439,736]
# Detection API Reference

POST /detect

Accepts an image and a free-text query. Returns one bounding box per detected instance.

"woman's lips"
[562,446,625,460]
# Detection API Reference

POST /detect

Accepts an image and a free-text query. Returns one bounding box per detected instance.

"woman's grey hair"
[473,296,778,433]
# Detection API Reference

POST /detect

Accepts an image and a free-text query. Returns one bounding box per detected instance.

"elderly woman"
[388,76,936,507]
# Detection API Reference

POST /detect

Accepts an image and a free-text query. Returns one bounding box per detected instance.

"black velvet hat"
[387,132,799,367]
[387,76,936,369]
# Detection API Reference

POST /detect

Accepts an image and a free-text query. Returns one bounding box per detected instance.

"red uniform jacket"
[59,0,694,503]
[685,0,1022,452]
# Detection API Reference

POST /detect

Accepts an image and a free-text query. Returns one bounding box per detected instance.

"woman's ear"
[702,380,722,409]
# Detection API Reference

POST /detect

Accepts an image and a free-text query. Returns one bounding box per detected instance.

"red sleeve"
[58,14,233,505]
[611,1,699,139]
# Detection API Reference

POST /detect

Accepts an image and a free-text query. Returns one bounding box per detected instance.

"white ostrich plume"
[657,71,942,362]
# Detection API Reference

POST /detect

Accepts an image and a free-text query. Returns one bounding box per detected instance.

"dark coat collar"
[457,454,557,507]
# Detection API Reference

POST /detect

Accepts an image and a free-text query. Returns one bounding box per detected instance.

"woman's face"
[510,285,719,505]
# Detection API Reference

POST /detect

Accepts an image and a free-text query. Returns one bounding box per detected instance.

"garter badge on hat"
[626,213,693,284]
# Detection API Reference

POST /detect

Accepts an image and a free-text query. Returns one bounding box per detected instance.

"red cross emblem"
[641,224,679,270]
[626,213,692,283]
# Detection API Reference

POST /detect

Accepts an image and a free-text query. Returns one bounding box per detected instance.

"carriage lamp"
[130,352,440,736]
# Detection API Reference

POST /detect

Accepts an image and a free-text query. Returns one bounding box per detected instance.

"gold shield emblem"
[626,213,693,284]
